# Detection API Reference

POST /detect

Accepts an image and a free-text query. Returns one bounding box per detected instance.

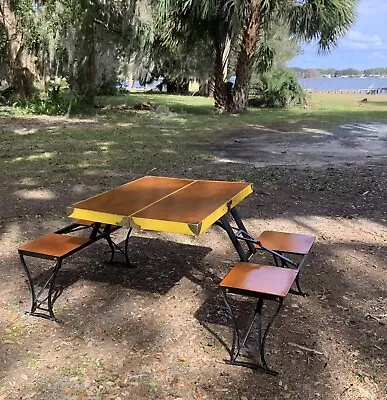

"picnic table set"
[17,176,316,375]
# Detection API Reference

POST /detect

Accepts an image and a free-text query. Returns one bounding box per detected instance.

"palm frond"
[287,0,357,51]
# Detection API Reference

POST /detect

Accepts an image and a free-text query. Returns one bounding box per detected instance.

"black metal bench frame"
[222,288,285,375]
[220,263,298,375]
[18,221,131,321]
[216,212,315,295]
[55,221,132,265]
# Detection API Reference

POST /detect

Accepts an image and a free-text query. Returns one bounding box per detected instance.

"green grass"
[1,92,386,182]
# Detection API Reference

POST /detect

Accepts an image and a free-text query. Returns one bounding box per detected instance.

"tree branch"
[93,18,121,35]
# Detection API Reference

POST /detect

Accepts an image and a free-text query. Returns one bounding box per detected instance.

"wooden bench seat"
[18,217,130,321]
[255,231,315,255]
[220,262,298,298]
[18,219,132,321]
[18,233,91,259]
[18,232,97,321]
[220,262,298,375]
[254,231,316,295]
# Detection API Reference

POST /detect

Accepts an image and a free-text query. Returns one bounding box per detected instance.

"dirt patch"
[0,117,386,400]
[210,122,387,167]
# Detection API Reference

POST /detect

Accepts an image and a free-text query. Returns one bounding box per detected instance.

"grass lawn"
[1,92,387,182]
[0,92,386,400]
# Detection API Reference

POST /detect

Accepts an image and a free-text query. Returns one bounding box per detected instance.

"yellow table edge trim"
[67,207,129,227]
[129,217,198,236]
[198,183,253,234]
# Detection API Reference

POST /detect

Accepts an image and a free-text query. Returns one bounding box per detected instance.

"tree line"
[1,0,357,113]
[292,67,387,79]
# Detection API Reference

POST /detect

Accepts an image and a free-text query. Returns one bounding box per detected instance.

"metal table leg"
[103,227,132,265]
[216,207,255,262]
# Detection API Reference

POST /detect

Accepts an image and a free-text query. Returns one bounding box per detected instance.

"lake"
[299,77,387,92]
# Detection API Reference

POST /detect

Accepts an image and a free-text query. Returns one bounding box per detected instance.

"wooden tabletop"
[68,176,252,235]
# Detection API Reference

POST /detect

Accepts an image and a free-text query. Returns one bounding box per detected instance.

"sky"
[288,0,387,70]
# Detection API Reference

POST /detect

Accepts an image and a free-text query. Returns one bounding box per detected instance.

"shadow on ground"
[0,114,386,398]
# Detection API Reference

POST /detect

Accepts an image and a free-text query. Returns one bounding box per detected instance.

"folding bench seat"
[18,233,92,321]
[18,220,132,321]
[254,231,316,295]
[220,262,298,375]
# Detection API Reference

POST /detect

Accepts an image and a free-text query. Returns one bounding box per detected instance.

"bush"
[11,88,92,116]
[249,69,306,108]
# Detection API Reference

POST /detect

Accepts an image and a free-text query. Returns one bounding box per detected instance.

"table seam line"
[129,180,198,217]
[131,183,251,229]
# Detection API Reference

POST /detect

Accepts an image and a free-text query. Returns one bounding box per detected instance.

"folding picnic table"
[67,176,256,261]
[18,175,315,373]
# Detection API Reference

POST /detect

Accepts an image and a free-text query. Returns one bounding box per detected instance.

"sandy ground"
[0,117,386,400]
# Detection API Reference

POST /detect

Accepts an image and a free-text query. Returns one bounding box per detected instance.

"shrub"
[249,69,306,108]
[11,88,92,116]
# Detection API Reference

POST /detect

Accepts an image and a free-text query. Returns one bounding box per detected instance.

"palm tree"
[158,0,357,113]
[231,0,358,113]
[155,0,238,108]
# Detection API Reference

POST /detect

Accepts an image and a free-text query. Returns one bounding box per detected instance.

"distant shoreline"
[299,77,387,93]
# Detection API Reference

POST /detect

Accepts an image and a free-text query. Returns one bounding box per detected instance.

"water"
[299,77,387,92]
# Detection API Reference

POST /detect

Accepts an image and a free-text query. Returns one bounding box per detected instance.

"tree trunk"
[84,8,96,104]
[212,35,231,111]
[198,79,213,97]
[0,0,37,99]
[67,4,96,103]
[230,4,263,113]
